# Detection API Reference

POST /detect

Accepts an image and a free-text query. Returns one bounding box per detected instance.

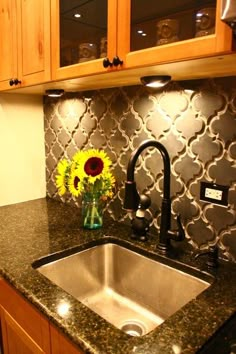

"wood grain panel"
[0,279,51,353]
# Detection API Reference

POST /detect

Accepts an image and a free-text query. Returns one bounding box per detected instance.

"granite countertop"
[0,197,235,354]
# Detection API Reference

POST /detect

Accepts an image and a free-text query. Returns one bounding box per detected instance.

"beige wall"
[0,94,46,206]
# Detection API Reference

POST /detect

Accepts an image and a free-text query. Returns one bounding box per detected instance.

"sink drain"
[120,320,146,336]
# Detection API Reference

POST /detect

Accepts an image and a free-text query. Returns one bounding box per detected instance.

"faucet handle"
[194,245,219,268]
[165,214,185,244]
[176,214,185,241]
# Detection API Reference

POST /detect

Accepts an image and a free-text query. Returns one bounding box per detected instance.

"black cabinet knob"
[9,78,22,86]
[14,78,22,85]
[103,58,113,68]
[112,56,123,66]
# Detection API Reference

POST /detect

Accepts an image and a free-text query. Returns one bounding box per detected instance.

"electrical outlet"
[200,182,229,206]
[205,188,223,201]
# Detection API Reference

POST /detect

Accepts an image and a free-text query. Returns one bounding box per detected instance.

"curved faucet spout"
[126,140,171,199]
[124,139,185,254]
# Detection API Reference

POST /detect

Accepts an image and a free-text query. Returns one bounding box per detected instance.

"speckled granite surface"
[0,197,235,354]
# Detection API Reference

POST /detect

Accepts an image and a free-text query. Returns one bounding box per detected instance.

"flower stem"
[83,196,103,229]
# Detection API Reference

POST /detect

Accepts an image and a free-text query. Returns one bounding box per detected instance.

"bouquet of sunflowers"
[56,149,116,199]
[56,149,116,229]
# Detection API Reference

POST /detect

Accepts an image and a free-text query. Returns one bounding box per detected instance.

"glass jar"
[81,192,104,229]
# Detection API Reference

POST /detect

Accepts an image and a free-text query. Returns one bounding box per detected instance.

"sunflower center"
[74,176,80,189]
[84,157,104,177]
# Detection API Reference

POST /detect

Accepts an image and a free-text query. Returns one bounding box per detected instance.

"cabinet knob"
[14,78,22,85]
[103,58,113,68]
[9,78,22,86]
[112,56,123,67]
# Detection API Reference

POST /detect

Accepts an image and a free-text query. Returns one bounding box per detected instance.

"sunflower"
[78,149,112,182]
[55,159,70,196]
[55,149,116,199]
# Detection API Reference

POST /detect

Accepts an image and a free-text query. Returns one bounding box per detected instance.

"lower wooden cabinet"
[0,279,51,354]
[0,279,83,354]
[0,307,47,354]
[50,325,84,354]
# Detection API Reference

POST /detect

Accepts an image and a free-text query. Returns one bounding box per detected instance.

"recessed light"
[74,13,81,18]
[140,75,171,88]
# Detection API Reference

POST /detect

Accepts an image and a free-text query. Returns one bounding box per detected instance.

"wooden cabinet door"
[51,0,118,81]
[17,0,51,86]
[0,0,51,91]
[0,306,46,354]
[0,0,18,88]
[0,280,51,354]
[50,324,84,354]
[117,0,234,70]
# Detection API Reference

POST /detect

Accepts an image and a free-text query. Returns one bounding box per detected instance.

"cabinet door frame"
[117,0,234,69]
[51,0,118,81]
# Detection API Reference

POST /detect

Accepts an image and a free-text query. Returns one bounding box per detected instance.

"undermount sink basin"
[33,242,212,336]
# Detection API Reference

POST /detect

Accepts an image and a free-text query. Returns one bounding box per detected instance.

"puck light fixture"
[45,89,65,97]
[140,75,171,88]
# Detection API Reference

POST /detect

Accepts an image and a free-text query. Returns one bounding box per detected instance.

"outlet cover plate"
[200,182,229,206]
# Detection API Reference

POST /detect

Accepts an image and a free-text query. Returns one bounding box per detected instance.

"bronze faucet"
[124,139,185,254]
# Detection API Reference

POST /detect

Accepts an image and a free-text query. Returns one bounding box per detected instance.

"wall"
[0,94,46,206]
[44,77,236,262]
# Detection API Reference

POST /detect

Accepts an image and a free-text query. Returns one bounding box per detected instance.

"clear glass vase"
[81,192,104,229]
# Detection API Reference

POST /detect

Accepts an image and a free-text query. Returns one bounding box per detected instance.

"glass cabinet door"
[59,0,108,68]
[130,0,217,52]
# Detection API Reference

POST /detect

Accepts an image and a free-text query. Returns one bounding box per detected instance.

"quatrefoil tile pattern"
[44,77,236,262]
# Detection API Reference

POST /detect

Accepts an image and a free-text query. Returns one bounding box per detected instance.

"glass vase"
[81,192,104,229]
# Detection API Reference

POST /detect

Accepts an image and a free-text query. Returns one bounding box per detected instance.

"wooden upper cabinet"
[51,0,235,82]
[118,0,234,69]
[0,0,51,91]
[51,0,118,81]
[0,0,234,90]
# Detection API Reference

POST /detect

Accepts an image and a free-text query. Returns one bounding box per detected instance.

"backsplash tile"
[44,77,236,262]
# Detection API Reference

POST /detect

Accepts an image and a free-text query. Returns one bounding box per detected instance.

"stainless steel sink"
[35,242,211,336]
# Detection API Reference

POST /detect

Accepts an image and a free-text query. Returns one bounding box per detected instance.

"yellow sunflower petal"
[72,150,85,164]
[55,159,70,196]
[57,159,70,174]
[55,174,67,196]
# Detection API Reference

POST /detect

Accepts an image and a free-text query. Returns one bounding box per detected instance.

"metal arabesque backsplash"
[44,77,236,262]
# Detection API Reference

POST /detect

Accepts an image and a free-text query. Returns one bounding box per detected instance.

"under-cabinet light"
[140,75,171,88]
[45,89,65,97]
